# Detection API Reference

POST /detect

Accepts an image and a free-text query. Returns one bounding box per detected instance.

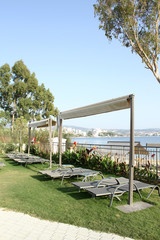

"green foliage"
[29,141,159,183]
[51,148,158,183]
[0,64,12,112]
[13,117,28,152]
[94,0,160,83]
[87,131,93,137]
[0,127,11,143]
[98,131,117,137]
[0,60,58,132]
[134,166,158,183]
[62,132,71,148]
[0,111,10,127]
[1,154,160,240]
[0,143,5,153]
[4,143,17,153]
[35,129,49,144]
[30,144,49,159]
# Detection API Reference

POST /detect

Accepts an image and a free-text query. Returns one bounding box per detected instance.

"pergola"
[58,94,135,205]
[28,118,56,168]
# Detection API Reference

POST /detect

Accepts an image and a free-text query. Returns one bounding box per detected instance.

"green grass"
[0,154,160,240]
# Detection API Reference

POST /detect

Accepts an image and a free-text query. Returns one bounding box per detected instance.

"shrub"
[4,143,17,153]
[0,142,5,153]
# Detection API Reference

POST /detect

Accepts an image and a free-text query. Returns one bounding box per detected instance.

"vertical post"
[58,118,63,167]
[52,122,56,154]
[49,118,52,168]
[156,148,158,176]
[129,94,135,205]
[28,121,31,156]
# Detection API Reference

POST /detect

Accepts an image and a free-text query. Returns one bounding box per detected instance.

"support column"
[28,121,31,156]
[129,94,135,205]
[49,118,52,168]
[58,118,63,167]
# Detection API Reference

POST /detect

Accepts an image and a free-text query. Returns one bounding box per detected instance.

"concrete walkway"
[0,208,134,240]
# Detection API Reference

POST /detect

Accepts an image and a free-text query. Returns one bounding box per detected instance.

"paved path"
[0,208,133,240]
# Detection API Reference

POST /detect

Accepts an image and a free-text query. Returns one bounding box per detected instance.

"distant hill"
[63,125,90,132]
[64,125,160,133]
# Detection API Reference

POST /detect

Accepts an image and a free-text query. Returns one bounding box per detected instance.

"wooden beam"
[29,119,56,128]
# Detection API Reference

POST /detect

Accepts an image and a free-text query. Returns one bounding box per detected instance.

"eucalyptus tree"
[0,111,9,127]
[0,64,12,115]
[94,0,160,84]
[13,117,28,152]
[0,60,58,133]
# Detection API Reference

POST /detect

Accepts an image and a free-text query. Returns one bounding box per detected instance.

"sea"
[71,136,160,146]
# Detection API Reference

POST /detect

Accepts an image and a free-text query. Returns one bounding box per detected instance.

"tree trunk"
[19,131,22,152]
[11,100,16,135]
[11,113,14,135]
[153,71,160,84]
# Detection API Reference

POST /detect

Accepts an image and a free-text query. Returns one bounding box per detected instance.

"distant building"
[63,127,87,136]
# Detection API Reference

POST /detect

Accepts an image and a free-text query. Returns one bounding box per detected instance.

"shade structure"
[28,119,56,128]
[59,95,131,120]
[58,94,135,205]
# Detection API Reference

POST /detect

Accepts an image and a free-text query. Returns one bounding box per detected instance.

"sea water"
[71,136,160,146]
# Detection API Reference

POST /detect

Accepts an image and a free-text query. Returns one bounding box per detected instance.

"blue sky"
[1,0,160,129]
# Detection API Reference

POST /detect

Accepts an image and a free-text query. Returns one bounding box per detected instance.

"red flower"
[151,154,155,158]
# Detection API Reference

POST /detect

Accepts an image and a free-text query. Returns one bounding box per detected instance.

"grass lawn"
[0,154,160,240]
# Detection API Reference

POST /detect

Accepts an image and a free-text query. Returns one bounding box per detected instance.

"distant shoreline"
[72,135,160,138]
[71,136,160,146]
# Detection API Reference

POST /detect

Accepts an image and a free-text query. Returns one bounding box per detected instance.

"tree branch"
[153,6,160,74]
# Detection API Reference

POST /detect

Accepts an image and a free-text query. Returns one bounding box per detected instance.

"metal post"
[156,148,158,176]
[129,94,135,205]
[49,118,52,168]
[58,118,63,167]
[28,121,31,156]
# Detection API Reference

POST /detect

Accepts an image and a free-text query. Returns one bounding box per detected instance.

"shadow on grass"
[26,162,50,171]
[31,174,52,182]
[4,159,20,167]
[26,165,41,173]
[68,192,92,200]
[1,155,10,160]
[56,186,92,200]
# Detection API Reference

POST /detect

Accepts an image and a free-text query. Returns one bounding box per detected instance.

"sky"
[1,0,160,129]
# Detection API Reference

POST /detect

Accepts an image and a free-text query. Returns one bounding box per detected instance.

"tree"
[0,111,9,127]
[0,60,58,133]
[32,83,59,120]
[0,64,12,115]
[87,131,93,137]
[13,117,28,152]
[94,0,160,84]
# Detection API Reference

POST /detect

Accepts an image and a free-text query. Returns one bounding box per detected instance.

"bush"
[4,143,17,153]
[30,145,50,159]
[0,142,5,153]
[134,166,158,183]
